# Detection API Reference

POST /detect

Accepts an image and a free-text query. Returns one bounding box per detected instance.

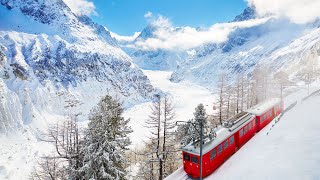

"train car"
[181,98,284,179]
[247,98,283,132]
[182,113,256,178]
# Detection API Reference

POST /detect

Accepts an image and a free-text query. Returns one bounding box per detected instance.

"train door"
[255,116,260,132]
[183,153,192,175]
[203,154,211,176]
[191,155,200,177]
[234,132,240,151]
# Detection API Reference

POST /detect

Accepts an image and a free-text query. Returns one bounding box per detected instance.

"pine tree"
[176,104,209,146]
[80,95,132,180]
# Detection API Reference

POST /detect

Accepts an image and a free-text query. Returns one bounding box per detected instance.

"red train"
[182,98,284,178]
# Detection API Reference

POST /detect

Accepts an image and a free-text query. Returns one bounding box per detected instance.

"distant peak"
[233,7,256,22]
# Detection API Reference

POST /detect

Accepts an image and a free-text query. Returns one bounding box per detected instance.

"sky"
[89,0,247,36]
[62,0,320,51]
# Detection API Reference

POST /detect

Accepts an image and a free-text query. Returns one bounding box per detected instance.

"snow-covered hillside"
[166,86,320,180]
[0,0,157,133]
[0,1,157,178]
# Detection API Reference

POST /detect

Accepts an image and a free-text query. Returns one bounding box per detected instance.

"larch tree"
[162,95,176,177]
[144,94,178,180]
[145,94,163,180]
[217,73,226,124]
[33,115,83,180]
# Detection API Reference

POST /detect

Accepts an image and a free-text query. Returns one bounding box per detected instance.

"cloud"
[63,0,97,16]
[144,11,153,18]
[110,31,141,42]
[131,15,270,51]
[247,0,320,24]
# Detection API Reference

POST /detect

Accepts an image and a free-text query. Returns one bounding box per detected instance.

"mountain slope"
[0,0,157,133]
[170,20,320,89]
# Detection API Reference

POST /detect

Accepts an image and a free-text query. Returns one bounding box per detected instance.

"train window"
[244,126,247,134]
[210,149,216,160]
[249,122,252,130]
[218,144,222,154]
[192,156,199,164]
[229,136,234,145]
[240,129,243,137]
[183,153,190,161]
[224,140,228,149]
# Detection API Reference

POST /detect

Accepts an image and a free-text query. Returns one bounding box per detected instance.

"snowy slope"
[166,85,320,180]
[0,0,157,133]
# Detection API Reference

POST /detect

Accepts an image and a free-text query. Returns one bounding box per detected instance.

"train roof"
[182,113,255,156]
[246,98,281,116]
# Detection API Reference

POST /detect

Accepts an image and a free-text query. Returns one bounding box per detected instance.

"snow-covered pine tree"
[193,104,209,139]
[80,95,132,180]
[175,120,193,146]
[175,104,209,146]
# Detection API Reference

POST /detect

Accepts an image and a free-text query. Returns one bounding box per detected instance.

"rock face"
[0,0,157,133]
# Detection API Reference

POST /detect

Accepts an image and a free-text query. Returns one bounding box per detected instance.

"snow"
[247,98,281,116]
[165,87,320,180]
[124,70,216,148]
[0,131,53,180]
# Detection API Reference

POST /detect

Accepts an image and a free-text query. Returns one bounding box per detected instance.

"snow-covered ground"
[125,70,216,149]
[166,86,320,180]
[0,131,53,180]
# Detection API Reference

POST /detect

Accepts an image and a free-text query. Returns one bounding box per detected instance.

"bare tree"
[217,73,226,124]
[162,95,176,177]
[145,94,163,180]
[30,157,67,180]
[274,71,290,100]
[36,115,83,179]
[142,95,178,179]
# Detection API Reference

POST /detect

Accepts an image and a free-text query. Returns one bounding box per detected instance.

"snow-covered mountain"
[122,8,258,71]
[170,19,320,88]
[0,0,157,133]
[121,7,320,88]
[123,19,188,70]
